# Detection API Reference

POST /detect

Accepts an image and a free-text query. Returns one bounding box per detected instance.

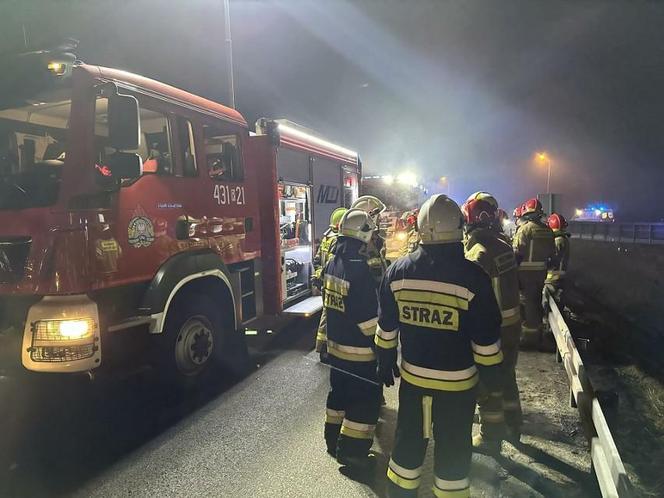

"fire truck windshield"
[0,89,71,210]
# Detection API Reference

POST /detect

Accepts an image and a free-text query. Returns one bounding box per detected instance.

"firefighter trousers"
[518,269,546,343]
[477,322,522,439]
[315,308,327,352]
[387,381,477,498]
[325,361,381,460]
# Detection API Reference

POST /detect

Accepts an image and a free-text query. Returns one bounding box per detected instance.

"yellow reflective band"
[502,313,521,327]
[327,341,376,362]
[340,421,375,439]
[397,301,459,331]
[323,275,349,295]
[390,279,474,302]
[316,329,327,342]
[433,485,470,498]
[471,340,501,356]
[387,468,422,490]
[480,411,505,423]
[376,325,398,340]
[358,317,378,337]
[401,368,478,392]
[375,334,398,349]
[323,291,345,313]
[519,262,546,270]
[394,289,469,311]
[503,400,521,410]
[434,477,470,498]
[422,395,433,439]
[473,350,504,366]
[325,409,345,425]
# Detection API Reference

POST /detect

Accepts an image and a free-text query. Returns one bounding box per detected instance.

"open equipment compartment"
[279,182,313,302]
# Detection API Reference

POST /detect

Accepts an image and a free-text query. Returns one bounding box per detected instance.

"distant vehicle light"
[47,61,67,76]
[383,175,394,185]
[396,171,417,187]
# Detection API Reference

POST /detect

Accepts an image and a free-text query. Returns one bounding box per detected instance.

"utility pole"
[223,0,236,108]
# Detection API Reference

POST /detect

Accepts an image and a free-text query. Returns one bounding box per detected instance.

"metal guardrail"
[545,289,633,498]
[569,220,664,245]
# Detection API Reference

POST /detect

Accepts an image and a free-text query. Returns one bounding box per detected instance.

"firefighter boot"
[472,433,502,455]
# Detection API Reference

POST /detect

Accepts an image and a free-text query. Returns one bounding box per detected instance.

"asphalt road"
[0,318,596,498]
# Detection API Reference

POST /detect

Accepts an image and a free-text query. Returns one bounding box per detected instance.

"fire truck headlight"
[33,318,96,341]
[22,295,102,371]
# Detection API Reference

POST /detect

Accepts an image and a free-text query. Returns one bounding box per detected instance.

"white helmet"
[418,194,464,244]
[339,208,376,244]
[351,195,386,221]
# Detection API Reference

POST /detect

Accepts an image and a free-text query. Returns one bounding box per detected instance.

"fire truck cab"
[0,48,360,384]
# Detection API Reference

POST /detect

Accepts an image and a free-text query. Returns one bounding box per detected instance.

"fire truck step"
[282,296,323,317]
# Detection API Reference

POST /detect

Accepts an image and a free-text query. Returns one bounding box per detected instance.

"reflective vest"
[312,228,338,288]
[546,231,570,284]
[397,228,419,258]
[465,228,521,329]
[323,238,379,364]
[365,232,388,283]
[376,244,503,392]
[512,219,555,271]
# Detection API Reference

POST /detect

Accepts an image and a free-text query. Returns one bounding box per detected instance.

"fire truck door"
[311,157,343,243]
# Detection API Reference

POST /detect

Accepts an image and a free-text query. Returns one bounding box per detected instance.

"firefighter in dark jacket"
[545,213,570,301]
[376,194,503,498]
[512,198,555,347]
[462,194,523,451]
[350,195,389,283]
[313,207,347,352]
[323,208,382,467]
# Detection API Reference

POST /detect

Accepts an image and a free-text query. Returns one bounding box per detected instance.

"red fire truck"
[0,46,360,384]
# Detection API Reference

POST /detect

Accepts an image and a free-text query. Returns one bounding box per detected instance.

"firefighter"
[323,208,382,467]
[462,195,523,450]
[512,198,555,348]
[313,207,347,353]
[463,191,511,245]
[545,213,571,301]
[350,195,389,283]
[397,209,419,257]
[376,194,503,498]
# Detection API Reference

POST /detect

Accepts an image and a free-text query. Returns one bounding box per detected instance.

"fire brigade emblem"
[128,216,155,248]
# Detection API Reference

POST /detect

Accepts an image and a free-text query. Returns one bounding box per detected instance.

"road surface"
[1,319,596,497]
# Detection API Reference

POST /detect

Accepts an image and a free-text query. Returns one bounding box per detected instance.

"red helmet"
[463,198,497,226]
[548,213,568,230]
[513,205,523,218]
[522,198,543,215]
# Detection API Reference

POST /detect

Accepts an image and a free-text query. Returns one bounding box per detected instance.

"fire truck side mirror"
[108,92,140,150]
[107,152,142,180]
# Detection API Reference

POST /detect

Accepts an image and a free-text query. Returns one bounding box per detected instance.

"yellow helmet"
[329,207,347,229]
[418,194,464,244]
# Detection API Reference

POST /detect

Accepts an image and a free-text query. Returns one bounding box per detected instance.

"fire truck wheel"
[157,293,224,387]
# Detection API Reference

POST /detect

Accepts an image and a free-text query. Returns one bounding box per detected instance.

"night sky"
[3,0,664,219]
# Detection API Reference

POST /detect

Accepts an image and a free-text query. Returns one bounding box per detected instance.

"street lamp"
[439,176,450,196]
[536,152,552,194]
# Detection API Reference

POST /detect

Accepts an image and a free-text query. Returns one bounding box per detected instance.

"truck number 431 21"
[214,185,246,205]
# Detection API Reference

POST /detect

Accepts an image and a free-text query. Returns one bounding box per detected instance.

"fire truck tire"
[156,293,224,388]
